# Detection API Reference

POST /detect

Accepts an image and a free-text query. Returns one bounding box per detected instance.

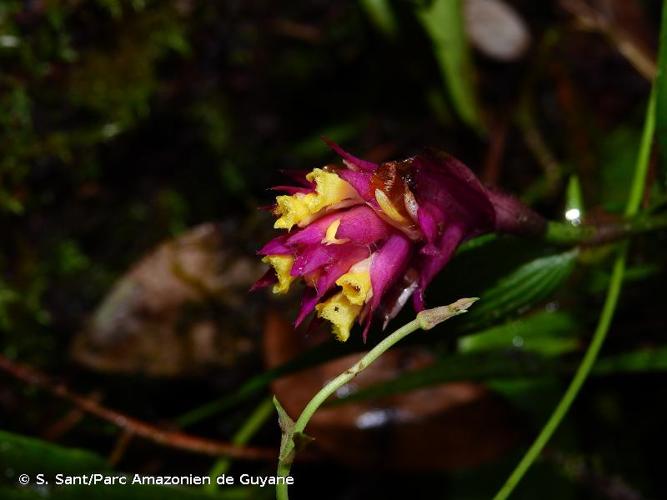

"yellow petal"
[322,219,349,245]
[315,292,361,342]
[374,188,410,225]
[274,168,360,230]
[304,168,360,210]
[262,255,294,294]
[336,268,372,306]
[273,196,312,231]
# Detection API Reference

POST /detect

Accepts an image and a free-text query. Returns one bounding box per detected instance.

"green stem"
[360,0,398,38]
[275,298,478,500]
[544,212,667,246]
[625,91,657,217]
[493,88,656,500]
[459,211,667,254]
[205,397,274,492]
[493,246,627,500]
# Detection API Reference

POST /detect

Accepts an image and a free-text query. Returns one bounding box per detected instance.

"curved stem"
[493,246,627,500]
[493,87,656,499]
[275,298,478,500]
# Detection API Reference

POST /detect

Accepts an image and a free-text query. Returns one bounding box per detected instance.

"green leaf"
[273,397,294,434]
[416,0,483,131]
[456,233,497,255]
[459,250,577,331]
[458,311,579,357]
[359,0,398,38]
[595,345,667,374]
[0,430,109,475]
[585,263,662,294]
[565,175,584,221]
[273,396,296,463]
[289,120,363,159]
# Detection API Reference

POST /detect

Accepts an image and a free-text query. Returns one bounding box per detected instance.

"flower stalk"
[274,298,478,500]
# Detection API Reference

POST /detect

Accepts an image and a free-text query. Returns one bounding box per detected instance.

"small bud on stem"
[417,297,479,330]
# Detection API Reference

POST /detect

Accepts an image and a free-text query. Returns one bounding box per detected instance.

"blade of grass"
[205,397,274,491]
[175,340,356,428]
[416,0,483,131]
[359,0,398,38]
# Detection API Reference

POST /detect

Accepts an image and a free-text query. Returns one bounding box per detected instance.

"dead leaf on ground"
[71,223,265,377]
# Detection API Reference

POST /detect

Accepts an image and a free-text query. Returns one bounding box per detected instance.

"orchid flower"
[253,141,543,342]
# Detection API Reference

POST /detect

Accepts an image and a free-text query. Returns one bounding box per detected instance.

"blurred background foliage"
[1,0,666,499]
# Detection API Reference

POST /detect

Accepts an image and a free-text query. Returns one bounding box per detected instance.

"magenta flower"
[253,141,543,341]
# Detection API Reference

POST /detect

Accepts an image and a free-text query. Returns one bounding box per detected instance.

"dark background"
[1,1,666,499]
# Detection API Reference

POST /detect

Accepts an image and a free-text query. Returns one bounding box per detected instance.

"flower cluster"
[253,141,541,341]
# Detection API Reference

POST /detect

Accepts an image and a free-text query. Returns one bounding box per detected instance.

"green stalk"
[544,212,667,245]
[625,91,657,216]
[275,298,478,500]
[417,0,484,132]
[493,89,656,500]
[360,0,398,38]
[205,397,274,492]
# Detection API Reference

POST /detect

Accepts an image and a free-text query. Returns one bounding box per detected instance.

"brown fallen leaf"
[71,223,266,377]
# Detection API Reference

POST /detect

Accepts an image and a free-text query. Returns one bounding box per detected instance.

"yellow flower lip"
[313,258,373,341]
[262,255,294,294]
[321,219,350,245]
[336,272,371,306]
[374,188,410,225]
[315,292,360,342]
[335,258,373,306]
[273,168,361,230]
[372,188,422,241]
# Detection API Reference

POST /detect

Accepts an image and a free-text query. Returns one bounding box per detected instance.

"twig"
[0,354,277,461]
[108,429,134,466]
[482,119,508,185]
[515,100,563,200]
[560,0,656,80]
[42,392,100,440]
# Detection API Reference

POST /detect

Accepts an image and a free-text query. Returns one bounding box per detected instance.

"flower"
[253,141,543,341]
